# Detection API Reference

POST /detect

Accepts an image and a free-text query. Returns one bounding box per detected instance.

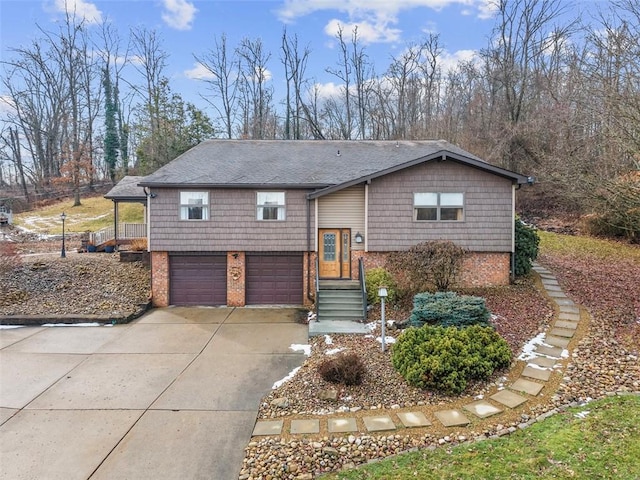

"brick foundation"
[227,252,245,306]
[151,251,169,307]
[303,252,317,307]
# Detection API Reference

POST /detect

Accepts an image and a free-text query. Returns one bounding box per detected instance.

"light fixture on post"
[60,212,67,258]
[378,286,388,352]
[355,232,363,244]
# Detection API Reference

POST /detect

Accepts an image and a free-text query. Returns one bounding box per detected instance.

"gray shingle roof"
[138,140,528,189]
[104,176,147,201]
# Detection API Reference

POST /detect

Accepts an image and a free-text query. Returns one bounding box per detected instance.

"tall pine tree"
[102,67,119,184]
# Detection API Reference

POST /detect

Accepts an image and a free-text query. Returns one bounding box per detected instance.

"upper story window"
[257,192,285,220]
[414,192,464,221]
[180,191,209,220]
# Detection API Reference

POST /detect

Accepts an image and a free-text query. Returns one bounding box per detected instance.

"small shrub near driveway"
[391,325,512,394]
[365,267,397,305]
[317,352,366,386]
[409,291,490,328]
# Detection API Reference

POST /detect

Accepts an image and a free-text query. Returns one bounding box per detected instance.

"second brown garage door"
[170,255,227,306]
[245,253,303,305]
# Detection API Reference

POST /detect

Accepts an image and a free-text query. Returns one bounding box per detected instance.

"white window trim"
[179,191,209,221]
[414,192,464,222]
[256,191,286,221]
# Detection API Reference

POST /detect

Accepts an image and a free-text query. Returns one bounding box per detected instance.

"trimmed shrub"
[365,267,397,305]
[514,216,540,276]
[387,240,466,294]
[317,352,366,386]
[409,291,490,328]
[391,325,511,394]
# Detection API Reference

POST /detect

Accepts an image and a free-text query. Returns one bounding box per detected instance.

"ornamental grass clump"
[391,325,511,395]
[409,291,490,328]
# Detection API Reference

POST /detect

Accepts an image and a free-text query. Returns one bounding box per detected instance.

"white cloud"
[277,0,498,39]
[313,81,344,100]
[439,48,478,73]
[184,62,216,80]
[161,0,197,31]
[324,18,402,44]
[52,0,102,24]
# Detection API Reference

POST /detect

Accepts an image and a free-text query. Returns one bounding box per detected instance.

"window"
[414,192,464,221]
[180,191,209,220]
[257,192,285,220]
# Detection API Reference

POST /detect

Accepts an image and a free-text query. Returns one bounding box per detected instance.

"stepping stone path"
[252,263,583,438]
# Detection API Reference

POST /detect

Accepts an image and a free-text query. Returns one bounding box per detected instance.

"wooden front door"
[319,229,351,279]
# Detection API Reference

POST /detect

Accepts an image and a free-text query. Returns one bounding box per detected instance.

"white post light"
[378,286,388,352]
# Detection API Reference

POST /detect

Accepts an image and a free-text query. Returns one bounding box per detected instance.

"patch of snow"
[364,334,374,339]
[307,311,317,322]
[475,394,484,400]
[0,325,25,329]
[518,332,548,361]
[290,344,312,356]
[323,334,333,345]
[561,349,569,358]
[526,362,550,371]
[42,323,103,327]
[272,366,301,389]
[376,336,396,345]
[325,347,344,356]
[574,410,590,419]
[366,321,377,331]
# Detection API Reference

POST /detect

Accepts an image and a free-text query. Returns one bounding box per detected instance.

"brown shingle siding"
[367,161,513,252]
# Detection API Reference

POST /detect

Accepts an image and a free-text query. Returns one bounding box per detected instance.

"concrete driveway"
[0,307,308,480]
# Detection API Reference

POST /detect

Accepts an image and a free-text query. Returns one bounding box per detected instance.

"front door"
[319,228,351,279]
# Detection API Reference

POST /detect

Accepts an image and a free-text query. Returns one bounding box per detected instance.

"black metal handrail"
[315,255,320,322]
[358,257,367,322]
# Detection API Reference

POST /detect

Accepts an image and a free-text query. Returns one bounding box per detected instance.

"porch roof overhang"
[307,150,531,200]
[104,176,148,204]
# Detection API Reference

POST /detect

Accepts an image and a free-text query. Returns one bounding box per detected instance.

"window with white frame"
[257,192,285,220]
[180,191,209,220]
[414,192,464,221]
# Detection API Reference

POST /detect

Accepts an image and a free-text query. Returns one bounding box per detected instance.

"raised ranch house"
[137,140,530,312]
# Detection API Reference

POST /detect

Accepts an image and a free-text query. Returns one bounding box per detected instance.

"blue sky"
[0,0,604,116]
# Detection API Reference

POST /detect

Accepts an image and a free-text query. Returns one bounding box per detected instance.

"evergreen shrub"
[409,291,490,328]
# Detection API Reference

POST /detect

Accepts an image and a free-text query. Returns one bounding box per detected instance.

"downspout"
[113,200,118,250]
[510,183,517,282]
[306,195,313,303]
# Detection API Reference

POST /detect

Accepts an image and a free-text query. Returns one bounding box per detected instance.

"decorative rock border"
[251,263,585,438]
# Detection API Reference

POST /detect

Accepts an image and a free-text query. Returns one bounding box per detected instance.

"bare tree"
[194,33,240,139]
[237,37,273,139]
[326,25,353,139]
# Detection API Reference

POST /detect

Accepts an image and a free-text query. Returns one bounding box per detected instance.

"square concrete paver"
[363,415,396,432]
[555,320,578,330]
[397,411,431,428]
[558,312,580,322]
[522,366,552,382]
[555,298,576,307]
[0,326,44,349]
[559,305,580,314]
[491,390,528,408]
[434,409,470,427]
[528,356,557,368]
[92,410,256,480]
[0,409,142,480]
[545,335,570,348]
[511,378,545,396]
[0,352,87,409]
[547,290,568,298]
[26,353,195,410]
[328,417,358,433]
[550,327,575,338]
[463,401,503,419]
[290,419,320,434]
[536,345,564,358]
[253,420,284,436]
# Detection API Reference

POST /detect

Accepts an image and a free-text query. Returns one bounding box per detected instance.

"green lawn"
[13,196,144,234]
[322,395,640,479]
[538,230,640,261]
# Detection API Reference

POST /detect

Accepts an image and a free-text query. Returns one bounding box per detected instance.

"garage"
[245,253,303,305]
[170,255,227,306]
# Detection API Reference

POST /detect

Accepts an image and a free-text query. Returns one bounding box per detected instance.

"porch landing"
[308,319,370,336]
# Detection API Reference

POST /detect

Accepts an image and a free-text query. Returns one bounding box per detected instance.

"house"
[138,140,530,310]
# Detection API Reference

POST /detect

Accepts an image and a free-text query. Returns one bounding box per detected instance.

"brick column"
[227,252,245,306]
[303,251,317,307]
[151,251,169,307]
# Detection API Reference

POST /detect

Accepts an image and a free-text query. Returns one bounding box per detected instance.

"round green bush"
[365,267,397,305]
[514,216,540,276]
[391,325,512,395]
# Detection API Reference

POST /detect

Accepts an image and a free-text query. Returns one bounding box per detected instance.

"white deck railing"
[90,223,146,245]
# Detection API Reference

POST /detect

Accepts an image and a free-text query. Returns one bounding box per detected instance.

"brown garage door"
[170,255,227,306]
[246,253,303,305]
